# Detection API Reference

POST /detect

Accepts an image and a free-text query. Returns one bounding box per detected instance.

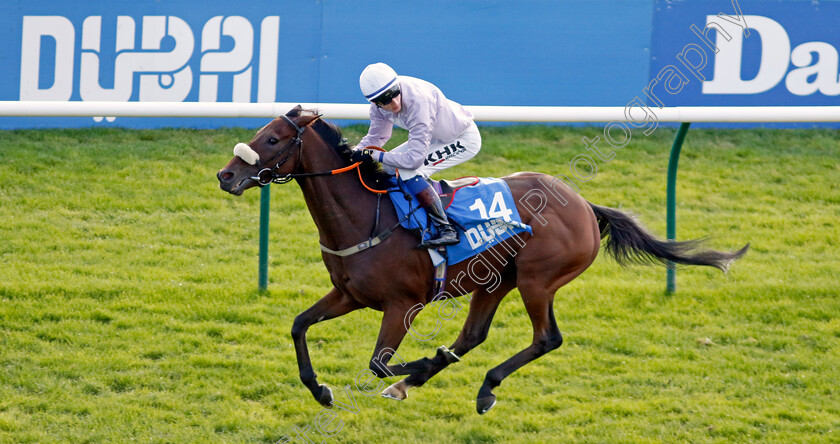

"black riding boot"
[415,187,459,248]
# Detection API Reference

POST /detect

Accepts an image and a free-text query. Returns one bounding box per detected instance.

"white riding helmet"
[359,63,400,103]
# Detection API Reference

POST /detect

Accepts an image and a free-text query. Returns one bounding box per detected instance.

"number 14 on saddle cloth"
[389,177,533,265]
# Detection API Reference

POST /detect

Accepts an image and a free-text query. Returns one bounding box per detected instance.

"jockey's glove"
[350,148,379,163]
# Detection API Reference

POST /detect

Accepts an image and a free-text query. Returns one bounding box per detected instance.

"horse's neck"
[297,146,381,250]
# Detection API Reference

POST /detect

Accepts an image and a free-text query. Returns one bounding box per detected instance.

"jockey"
[351,62,481,248]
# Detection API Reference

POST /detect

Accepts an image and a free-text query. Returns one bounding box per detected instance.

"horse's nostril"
[218,170,234,182]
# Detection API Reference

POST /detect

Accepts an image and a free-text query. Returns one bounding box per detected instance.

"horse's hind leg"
[475,270,586,414]
[382,279,515,401]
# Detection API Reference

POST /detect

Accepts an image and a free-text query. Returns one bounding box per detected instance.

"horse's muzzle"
[217,168,246,195]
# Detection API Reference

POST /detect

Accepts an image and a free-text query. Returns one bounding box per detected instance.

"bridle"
[238,113,420,257]
[250,115,308,186]
[244,115,388,195]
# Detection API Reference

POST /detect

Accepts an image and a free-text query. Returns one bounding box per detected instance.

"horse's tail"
[588,202,749,272]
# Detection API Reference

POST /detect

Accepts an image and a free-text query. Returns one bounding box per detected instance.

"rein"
[243,114,397,257]
[248,116,387,194]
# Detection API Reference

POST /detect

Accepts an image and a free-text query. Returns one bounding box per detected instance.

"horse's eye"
[268,137,279,145]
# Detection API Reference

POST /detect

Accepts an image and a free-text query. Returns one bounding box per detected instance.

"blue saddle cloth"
[388,177,532,265]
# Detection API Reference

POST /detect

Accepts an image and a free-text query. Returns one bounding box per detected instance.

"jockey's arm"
[378,101,434,170]
[357,108,393,150]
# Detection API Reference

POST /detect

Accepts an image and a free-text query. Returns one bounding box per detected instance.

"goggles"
[372,87,400,107]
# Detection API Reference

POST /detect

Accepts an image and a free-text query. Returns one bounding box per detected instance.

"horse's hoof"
[381,380,408,401]
[476,394,497,414]
[381,392,404,401]
[316,384,333,407]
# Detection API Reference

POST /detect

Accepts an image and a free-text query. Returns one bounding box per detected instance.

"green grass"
[0,124,838,443]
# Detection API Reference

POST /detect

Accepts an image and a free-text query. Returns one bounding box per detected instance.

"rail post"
[666,122,691,294]
[258,184,271,292]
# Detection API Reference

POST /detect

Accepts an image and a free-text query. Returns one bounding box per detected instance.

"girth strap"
[319,191,416,257]
[319,228,394,257]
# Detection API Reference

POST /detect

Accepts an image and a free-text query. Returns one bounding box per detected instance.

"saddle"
[429,176,480,208]
[388,175,533,299]
[389,176,532,265]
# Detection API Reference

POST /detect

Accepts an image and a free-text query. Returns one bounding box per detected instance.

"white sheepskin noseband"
[234,143,260,166]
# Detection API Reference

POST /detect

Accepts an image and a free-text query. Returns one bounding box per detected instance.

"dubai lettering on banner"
[19,15,281,105]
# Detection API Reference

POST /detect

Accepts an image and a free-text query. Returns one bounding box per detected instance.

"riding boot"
[415,187,460,248]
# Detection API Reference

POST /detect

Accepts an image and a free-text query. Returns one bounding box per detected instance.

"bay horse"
[216,106,748,414]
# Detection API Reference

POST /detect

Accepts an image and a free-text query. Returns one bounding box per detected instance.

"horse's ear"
[285,105,303,117]
[296,113,321,128]
[283,105,320,127]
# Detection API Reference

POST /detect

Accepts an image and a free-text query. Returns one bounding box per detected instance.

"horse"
[216,106,748,414]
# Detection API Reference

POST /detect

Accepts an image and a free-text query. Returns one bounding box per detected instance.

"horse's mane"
[287,107,393,190]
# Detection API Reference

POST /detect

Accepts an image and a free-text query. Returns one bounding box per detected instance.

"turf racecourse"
[0,124,838,443]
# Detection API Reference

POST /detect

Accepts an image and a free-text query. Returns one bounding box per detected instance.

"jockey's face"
[379,94,401,113]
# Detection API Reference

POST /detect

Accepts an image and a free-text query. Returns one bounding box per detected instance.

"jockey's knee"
[398,168,424,181]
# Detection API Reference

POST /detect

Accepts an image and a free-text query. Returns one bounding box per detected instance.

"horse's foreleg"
[292,287,362,408]
[382,281,515,401]
[366,305,419,380]
[367,302,462,402]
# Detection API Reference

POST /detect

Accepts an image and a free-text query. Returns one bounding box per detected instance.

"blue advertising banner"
[3,1,836,128]
[649,0,840,107]
[0,0,654,128]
